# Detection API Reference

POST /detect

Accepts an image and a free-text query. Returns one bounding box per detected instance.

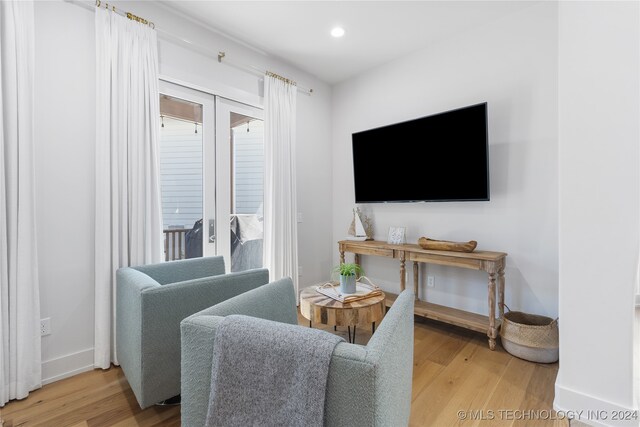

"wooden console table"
[338,240,507,350]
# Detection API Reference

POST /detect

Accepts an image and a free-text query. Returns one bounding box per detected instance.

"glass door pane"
[159,82,216,261]
[159,95,203,261]
[231,116,264,272]
[216,99,264,272]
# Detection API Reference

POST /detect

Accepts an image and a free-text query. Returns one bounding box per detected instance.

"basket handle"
[501,304,558,325]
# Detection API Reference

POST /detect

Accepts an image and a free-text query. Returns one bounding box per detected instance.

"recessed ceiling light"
[331,27,345,38]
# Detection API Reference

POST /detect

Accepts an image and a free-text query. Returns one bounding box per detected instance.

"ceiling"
[159,1,538,85]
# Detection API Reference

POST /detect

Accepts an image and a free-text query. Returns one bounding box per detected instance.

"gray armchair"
[180,278,415,427]
[116,256,269,409]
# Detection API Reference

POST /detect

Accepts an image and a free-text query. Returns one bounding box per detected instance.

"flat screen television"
[351,102,489,203]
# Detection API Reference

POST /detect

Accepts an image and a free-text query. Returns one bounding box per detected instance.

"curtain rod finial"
[218,51,225,63]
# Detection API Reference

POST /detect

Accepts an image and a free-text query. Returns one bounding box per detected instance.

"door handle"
[208,219,216,243]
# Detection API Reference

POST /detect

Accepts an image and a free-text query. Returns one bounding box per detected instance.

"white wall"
[331,2,559,319]
[33,0,333,382]
[555,2,639,424]
[34,0,97,383]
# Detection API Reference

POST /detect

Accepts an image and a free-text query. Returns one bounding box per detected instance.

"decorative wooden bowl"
[417,237,477,253]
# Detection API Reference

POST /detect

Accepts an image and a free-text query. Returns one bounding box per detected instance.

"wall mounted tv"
[352,102,489,203]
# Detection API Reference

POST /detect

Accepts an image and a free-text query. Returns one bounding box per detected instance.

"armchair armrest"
[324,290,415,427]
[116,268,161,400]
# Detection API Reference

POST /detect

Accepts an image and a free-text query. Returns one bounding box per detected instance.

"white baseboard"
[42,348,94,385]
[554,383,639,427]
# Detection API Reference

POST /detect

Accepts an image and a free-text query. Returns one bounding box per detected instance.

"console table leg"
[399,252,406,292]
[354,253,360,266]
[498,265,505,321]
[488,272,497,350]
[413,262,419,300]
[339,249,345,265]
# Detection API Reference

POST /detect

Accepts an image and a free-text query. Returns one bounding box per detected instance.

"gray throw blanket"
[205,314,344,427]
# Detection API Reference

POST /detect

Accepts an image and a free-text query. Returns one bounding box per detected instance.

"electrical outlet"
[40,318,51,336]
[427,276,435,288]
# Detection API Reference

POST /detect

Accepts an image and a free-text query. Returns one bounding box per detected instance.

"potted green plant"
[332,262,364,294]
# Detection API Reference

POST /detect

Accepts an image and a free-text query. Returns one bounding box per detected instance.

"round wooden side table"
[299,285,386,343]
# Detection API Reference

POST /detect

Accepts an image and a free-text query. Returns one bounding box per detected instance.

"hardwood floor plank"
[413,321,457,365]
[33,386,139,427]
[426,327,474,367]
[3,368,123,416]
[471,355,537,427]
[3,369,134,426]
[417,336,513,426]
[411,338,482,425]
[514,363,564,427]
[151,412,181,427]
[88,404,180,427]
[104,404,179,427]
[412,323,469,401]
[411,359,445,403]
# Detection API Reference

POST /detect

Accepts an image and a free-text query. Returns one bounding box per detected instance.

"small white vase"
[339,274,357,294]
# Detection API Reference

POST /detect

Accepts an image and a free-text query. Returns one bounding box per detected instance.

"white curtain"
[94,8,163,369]
[0,0,42,405]
[263,74,299,297]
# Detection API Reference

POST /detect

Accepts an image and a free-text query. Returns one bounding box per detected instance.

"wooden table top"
[339,239,507,260]
[299,285,386,309]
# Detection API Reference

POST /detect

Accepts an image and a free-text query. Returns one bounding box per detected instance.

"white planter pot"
[339,274,356,294]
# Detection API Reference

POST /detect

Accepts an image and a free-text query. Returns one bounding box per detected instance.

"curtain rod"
[217,52,313,95]
[65,0,313,96]
[94,0,154,28]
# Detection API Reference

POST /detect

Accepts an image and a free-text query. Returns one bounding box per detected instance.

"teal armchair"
[180,278,414,426]
[116,256,269,409]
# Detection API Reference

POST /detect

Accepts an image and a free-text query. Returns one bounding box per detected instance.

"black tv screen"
[352,102,489,203]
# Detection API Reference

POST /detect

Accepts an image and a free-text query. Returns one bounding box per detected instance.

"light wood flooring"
[0,314,563,427]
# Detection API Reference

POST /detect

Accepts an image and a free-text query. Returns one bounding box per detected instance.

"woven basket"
[500,309,558,363]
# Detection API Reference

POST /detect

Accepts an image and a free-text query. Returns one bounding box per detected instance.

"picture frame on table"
[387,226,406,245]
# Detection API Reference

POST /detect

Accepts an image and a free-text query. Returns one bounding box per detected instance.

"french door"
[158,81,264,271]
[215,98,265,271]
